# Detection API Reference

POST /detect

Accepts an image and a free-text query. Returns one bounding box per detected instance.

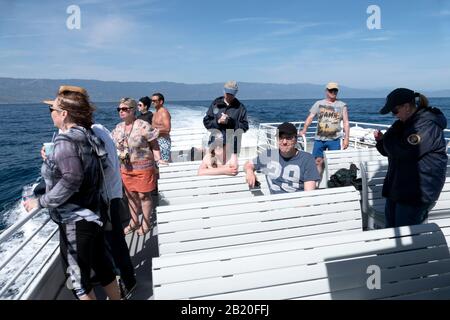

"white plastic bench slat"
[158,204,361,232]
[159,174,259,191]
[158,210,361,242]
[160,170,207,178]
[324,148,383,159]
[158,190,360,221]
[157,186,358,213]
[156,259,450,300]
[299,273,450,300]
[153,223,450,299]
[160,183,256,198]
[153,223,443,268]
[159,159,250,173]
[158,220,363,254]
[159,172,247,184]
[361,160,450,229]
[386,286,450,300]
[159,189,271,206]
[155,235,448,285]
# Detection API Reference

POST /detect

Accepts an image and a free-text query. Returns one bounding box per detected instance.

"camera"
[118,150,131,165]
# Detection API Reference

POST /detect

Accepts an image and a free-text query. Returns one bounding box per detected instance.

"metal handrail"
[0,226,58,297]
[0,206,59,299]
[0,207,42,244]
[0,216,53,270]
[17,233,59,300]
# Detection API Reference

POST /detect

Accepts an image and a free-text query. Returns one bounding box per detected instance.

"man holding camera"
[203,81,249,156]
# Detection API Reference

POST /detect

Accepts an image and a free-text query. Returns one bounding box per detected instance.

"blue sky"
[0,0,449,90]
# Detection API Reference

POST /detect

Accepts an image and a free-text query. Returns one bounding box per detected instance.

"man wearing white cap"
[299,82,350,178]
[203,80,249,156]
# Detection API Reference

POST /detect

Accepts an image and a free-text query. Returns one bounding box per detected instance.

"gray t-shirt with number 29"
[310,99,347,141]
[254,149,320,194]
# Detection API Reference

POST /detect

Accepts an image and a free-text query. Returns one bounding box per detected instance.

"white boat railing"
[0,207,59,299]
[258,121,450,153]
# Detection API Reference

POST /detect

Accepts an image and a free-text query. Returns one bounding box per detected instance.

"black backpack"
[327,164,362,190]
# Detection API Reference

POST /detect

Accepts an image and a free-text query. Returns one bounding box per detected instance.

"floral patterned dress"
[112,119,159,193]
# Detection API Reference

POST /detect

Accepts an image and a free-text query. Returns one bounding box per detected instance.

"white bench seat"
[152,223,450,299]
[360,160,450,230]
[156,186,363,255]
[159,173,263,192]
[159,158,251,174]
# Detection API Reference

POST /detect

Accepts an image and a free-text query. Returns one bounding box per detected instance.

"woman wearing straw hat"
[23,85,121,300]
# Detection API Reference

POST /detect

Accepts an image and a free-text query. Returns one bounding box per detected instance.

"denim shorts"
[312,139,341,158]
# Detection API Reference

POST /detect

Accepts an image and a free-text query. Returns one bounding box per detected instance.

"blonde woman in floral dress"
[112,98,163,236]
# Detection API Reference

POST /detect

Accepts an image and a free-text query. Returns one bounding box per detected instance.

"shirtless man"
[151,93,172,162]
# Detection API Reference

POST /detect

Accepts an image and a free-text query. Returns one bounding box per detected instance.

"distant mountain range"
[1,77,449,104]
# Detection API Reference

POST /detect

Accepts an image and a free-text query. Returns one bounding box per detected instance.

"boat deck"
[124,213,158,300]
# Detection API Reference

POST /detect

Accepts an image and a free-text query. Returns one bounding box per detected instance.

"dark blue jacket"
[376,106,448,204]
[203,97,249,134]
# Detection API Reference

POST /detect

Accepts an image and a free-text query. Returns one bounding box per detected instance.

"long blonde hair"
[415,93,429,108]
[208,136,224,168]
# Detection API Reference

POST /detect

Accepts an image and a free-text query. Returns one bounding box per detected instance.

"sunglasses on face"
[327,89,338,94]
[151,99,159,103]
[49,106,63,113]
[117,107,133,112]
[391,107,400,115]
[279,135,296,141]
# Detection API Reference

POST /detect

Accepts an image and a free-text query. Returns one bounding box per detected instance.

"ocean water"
[1,97,450,231]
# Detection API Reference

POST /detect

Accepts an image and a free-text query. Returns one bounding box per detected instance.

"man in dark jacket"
[203,81,249,155]
[375,88,448,227]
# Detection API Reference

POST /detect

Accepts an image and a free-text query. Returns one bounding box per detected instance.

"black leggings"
[59,219,116,298]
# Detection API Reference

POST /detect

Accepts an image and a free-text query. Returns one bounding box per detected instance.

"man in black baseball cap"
[277,122,298,138]
[244,122,320,193]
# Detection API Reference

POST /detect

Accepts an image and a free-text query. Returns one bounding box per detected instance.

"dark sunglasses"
[391,107,400,115]
[327,89,338,94]
[117,107,133,112]
[279,135,296,141]
[49,106,63,113]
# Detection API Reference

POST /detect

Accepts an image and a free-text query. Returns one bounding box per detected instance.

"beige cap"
[43,85,88,105]
[326,82,339,90]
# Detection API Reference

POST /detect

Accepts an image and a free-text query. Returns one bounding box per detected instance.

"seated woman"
[198,136,239,176]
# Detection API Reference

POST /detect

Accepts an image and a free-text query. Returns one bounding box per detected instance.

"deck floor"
[125,211,159,300]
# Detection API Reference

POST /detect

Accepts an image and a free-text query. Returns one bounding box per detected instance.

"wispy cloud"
[0,32,60,39]
[225,17,296,25]
[222,47,273,60]
[0,49,31,59]
[308,30,360,43]
[85,16,137,49]
[361,37,391,42]
[267,23,321,37]
[430,9,450,17]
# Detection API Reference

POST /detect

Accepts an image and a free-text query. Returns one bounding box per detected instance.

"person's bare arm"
[244,160,257,188]
[342,106,350,149]
[303,180,317,191]
[198,161,238,176]
[299,113,315,136]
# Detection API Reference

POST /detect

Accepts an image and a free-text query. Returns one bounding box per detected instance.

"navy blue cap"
[380,88,417,114]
